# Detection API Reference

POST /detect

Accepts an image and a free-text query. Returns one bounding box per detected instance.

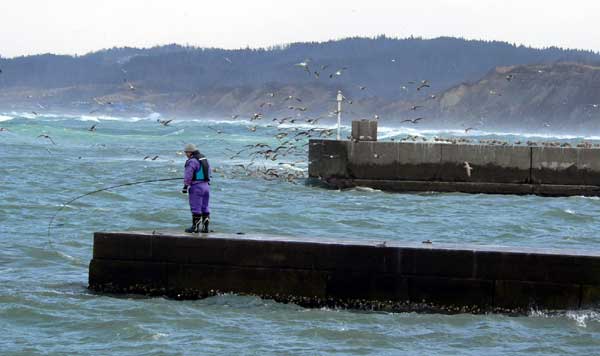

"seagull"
[151,155,159,161]
[416,82,430,91]
[284,95,302,102]
[247,126,257,132]
[157,119,173,126]
[37,134,56,145]
[410,105,423,111]
[464,162,473,177]
[224,57,232,63]
[0,127,9,132]
[505,74,514,81]
[358,85,367,90]
[231,114,239,120]
[373,114,380,120]
[208,126,223,134]
[267,92,276,97]
[251,113,263,121]
[88,124,97,132]
[295,60,311,74]
[464,127,474,133]
[422,240,432,244]
[400,117,424,124]
[375,241,387,247]
[31,111,38,116]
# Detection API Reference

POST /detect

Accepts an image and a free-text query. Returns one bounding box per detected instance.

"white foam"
[0,114,13,122]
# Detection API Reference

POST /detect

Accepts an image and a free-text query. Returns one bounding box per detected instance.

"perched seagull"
[37,134,56,145]
[464,162,473,177]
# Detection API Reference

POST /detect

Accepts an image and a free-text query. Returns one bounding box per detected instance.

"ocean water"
[1,112,600,355]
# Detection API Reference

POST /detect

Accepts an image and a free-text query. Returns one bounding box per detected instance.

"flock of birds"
[2,59,600,185]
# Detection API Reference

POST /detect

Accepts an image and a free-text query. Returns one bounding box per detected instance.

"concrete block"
[347,142,442,180]
[581,285,600,308]
[401,248,475,278]
[88,259,170,293]
[494,280,580,310]
[167,264,328,298]
[308,139,349,178]
[326,271,409,301]
[439,144,531,183]
[475,252,600,285]
[408,276,494,309]
[93,232,153,261]
[531,147,600,185]
[351,120,378,141]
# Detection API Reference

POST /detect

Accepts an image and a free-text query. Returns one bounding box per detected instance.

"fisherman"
[182,143,211,233]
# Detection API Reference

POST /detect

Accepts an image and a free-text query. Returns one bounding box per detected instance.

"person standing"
[182,143,211,233]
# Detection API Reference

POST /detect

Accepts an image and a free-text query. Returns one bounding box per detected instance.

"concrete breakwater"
[89,231,600,314]
[308,136,600,196]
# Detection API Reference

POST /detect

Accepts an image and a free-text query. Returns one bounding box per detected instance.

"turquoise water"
[1,112,600,355]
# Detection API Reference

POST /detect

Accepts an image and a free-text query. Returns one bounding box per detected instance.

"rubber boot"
[200,214,210,233]
[185,214,202,233]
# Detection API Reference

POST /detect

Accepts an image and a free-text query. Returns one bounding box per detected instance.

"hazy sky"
[1,0,599,57]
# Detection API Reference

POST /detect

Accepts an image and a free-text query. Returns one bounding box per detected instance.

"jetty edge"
[308,120,600,196]
[88,231,600,314]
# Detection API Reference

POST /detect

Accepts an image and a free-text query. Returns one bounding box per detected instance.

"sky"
[1,0,599,57]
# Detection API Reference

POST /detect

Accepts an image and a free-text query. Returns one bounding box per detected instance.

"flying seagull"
[400,117,424,124]
[37,134,56,145]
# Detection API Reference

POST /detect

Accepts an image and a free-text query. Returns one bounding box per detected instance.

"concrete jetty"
[89,231,600,314]
[308,121,600,196]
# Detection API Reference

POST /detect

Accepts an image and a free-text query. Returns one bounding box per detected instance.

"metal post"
[336,90,343,140]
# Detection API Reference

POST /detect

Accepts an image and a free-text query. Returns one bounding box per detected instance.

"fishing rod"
[47,177,182,246]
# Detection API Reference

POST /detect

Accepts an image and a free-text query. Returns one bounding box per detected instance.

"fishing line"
[47,177,182,248]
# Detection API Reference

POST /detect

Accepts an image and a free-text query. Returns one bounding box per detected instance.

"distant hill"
[405,63,600,132]
[0,36,599,128]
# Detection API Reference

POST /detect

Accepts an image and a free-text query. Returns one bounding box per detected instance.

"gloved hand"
[181,185,188,194]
